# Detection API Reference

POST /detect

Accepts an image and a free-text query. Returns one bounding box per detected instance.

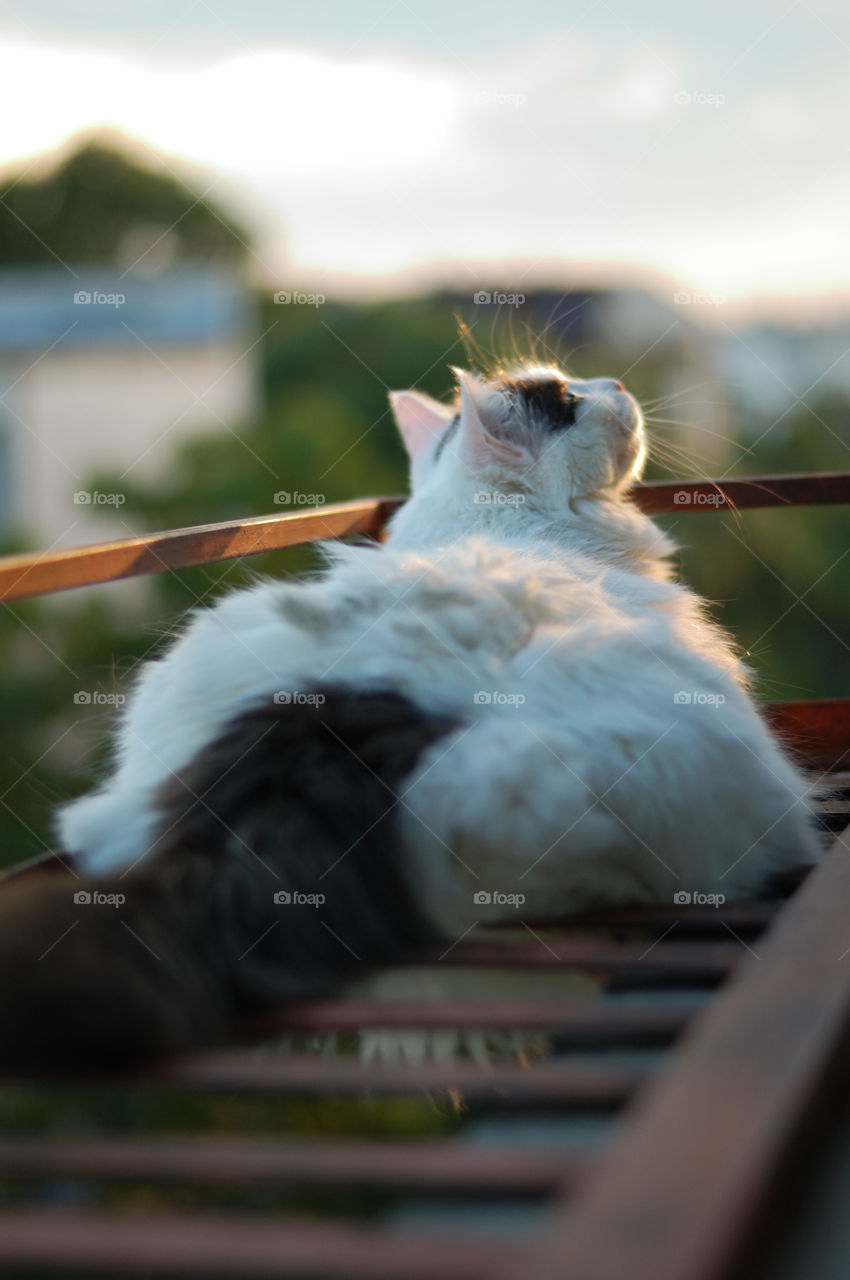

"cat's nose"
[606,379,625,392]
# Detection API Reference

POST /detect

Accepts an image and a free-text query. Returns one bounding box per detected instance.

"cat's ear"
[389,390,455,461]
[452,368,525,465]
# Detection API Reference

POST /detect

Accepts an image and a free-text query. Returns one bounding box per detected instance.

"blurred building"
[0,266,259,549]
[714,321,850,424]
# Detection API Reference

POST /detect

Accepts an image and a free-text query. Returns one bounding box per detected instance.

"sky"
[1,1,849,315]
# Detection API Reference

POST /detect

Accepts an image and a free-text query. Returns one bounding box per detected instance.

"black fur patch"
[507,377,580,430]
[0,687,457,1072]
[150,685,457,1013]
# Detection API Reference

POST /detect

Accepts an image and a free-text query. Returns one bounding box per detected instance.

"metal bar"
[0,1133,592,1194]
[0,1209,522,1279]
[451,938,741,978]
[0,499,398,603]
[632,471,850,514]
[134,1052,648,1103]
[501,824,850,1280]
[0,472,847,603]
[763,698,850,770]
[548,901,781,933]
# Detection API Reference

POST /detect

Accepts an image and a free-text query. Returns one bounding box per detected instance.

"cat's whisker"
[643,443,745,526]
[644,435,721,471]
[646,416,755,458]
[647,443,730,476]
[456,316,489,375]
[640,381,720,410]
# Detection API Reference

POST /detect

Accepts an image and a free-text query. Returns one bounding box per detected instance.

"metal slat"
[135,1052,649,1103]
[451,938,741,979]
[0,1208,523,1279]
[763,699,850,770]
[0,498,398,603]
[0,1133,593,1194]
[501,825,850,1280]
[551,901,782,933]
[632,471,850,514]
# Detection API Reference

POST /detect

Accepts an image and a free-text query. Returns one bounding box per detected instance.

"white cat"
[61,364,817,910]
[0,363,819,1071]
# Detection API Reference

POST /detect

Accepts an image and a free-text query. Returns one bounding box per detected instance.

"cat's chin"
[617,430,648,490]
[607,397,646,488]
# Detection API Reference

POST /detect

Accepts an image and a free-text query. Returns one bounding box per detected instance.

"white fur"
[59,365,819,932]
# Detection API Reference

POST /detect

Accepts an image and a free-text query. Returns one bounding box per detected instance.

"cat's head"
[389,364,646,512]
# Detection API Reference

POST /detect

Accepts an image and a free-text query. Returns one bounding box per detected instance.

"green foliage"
[0,138,249,268]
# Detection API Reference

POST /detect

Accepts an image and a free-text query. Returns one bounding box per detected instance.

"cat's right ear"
[389,390,455,462]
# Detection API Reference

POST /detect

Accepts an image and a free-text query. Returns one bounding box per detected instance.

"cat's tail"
[0,687,457,1075]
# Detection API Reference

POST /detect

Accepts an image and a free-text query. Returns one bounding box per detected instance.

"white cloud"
[2,32,850,308]
[0,39,457,175]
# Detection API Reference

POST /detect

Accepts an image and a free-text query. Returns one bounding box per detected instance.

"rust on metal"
[763,698,850,770]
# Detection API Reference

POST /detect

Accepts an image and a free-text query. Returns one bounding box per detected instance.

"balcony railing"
[0,471,848,1279]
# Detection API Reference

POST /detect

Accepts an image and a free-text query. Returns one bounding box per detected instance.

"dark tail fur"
[0,687,456,1074]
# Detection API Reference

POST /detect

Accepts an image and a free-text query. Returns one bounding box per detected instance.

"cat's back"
[278,535,721,716]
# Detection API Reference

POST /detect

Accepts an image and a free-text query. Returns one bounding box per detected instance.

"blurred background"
[1,1,849,869]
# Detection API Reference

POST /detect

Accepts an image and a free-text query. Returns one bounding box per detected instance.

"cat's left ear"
[389,390,455,461]
[452,368,526,465]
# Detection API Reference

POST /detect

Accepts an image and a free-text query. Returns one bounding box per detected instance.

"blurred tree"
[0,138,250,267]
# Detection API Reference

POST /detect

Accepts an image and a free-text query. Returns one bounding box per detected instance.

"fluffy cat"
[0,364,819,1072]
